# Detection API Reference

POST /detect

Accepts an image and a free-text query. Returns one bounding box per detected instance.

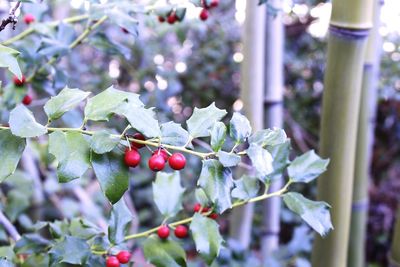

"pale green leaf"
[153,172,185,217]
[217,150,241,167]
[229,112,252,143]
[246,143,273,179]
[288,150,329,183]
[143,235,187,267]
[0,44,21,79]
[160,122,190,147]
[187,103,227,138]
[108,198,132,244]
[9,105,47,138]
[0,130,26,183]
[210,122,226,152]
[248,128,287,147]
[90,130,120,154]
[121,106,161,138]
[231,175,260,200]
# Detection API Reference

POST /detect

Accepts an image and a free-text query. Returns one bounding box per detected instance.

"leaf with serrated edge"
[217,150,241,167]
[187,103,227,138]
[121,106,161,138]
[190,213,223,265]
[231,175,260,200]
[153,172,185,217]
[210,122,226,152]
[143,235,187,267]
[160,122,190,147]
[0,44,22,79]
[44,87,90,121]
[9,105,47,138]
[0,130,26,183]
[229,112,252,143]
[108,198,132,244]
[288,150,329,183]
[248,128,287,147]
[283,192,333,236]
[49,236,90,265]
[246,143,273,179]
[197,159,233,212]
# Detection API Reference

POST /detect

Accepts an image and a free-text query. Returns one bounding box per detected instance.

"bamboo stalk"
[261,0,284,257]
[348,1,381,266]
[311,0,374,266]
[229,0,266,249]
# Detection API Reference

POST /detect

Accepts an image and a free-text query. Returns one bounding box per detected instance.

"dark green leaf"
[153,171,185,217]
[187,103,227,138]
[0,45,21,79]
[44,87,90,121]
[90,130,120,154]
[108,198,132,244]
[229,112,252,143]
[231,175,260,200]
[69,218,102,240]
[22,254,49,267]
[9,105,47,138]
[143,235,187,267]
[217,150,241,167]
[246,143,273,178]
[210,122,226,152]
[190,214,223,265]
[198,159,233,212]
[14,234,51,254]
[49,236,90,265]
[48,131,90,183]
[288,150,329,183]
[0,130,26,182]
[160,122,190,147]
[283,192,333,236]
[91,151,129,204]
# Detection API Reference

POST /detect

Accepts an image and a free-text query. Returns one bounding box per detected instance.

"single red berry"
[174,225,188,238]
[116,251,131,264]
[13,75,26,87]
[210,0,219,8]
[209,213,218,220]
[168,153,186,170]
[157,225,170,239]
[124,148,141,168]
[106,256,120,267]
[121,27,129,34]
[199,9,209,21]
[158,16,165,23]
[148,154,165,172]
[167,13,177,24]
[152,148,169,162]
[23,14,35,24]
[131,133,145,149]
[22,95,32,105]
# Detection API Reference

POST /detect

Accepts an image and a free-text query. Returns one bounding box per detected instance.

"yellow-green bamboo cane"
[311,1,374,266]
[348,1,381,266]
[230,0,266,248]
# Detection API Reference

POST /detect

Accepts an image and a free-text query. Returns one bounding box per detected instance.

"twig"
[0,1,22,32]
[0,209,21,241]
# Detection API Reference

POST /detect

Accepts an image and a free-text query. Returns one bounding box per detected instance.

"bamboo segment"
[311,28,371,267]
[229,0,266,248]
[348,1,381,266]
[261,0,284,258]
[330,0,373,29]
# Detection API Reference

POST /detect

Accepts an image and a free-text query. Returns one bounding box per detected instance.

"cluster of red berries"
[157,11,183,25]
[106,251,131,267]
[199,0,219,21]
[193,203,218,219]
[13,75,32,106]
[157,224,188,240]
[124,133,187,172]
[23,14,35,25]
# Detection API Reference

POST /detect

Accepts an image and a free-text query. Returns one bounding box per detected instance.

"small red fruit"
[148,154,165,172]
[13,75,26,87]
[106,256,120,267]
[157,225,170,239]
[152,148,169,162]
[174,225,188,238]
[209,213,218,220]
[199,9,209,21]
[116,251,131,264]
[168,153,186,170]
[131,133,145,149]
[124,149,141,168]
[210,0,219,8]
[193,203,210,213]
[22,95,32,105]
[23,14,35,24]
[158,16,165,23]
[167,13,177,24]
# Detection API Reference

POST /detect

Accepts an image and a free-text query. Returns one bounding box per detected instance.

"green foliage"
[0,45,22,79]
[153,172,185,217]
[288,150,329,183]
[143,235,187,267]
[9,105,47,138]
[0,130,25,182]
[187,103,227,138]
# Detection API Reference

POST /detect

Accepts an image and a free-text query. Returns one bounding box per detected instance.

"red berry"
[209,213,218,220]
[167,13,177,24]
[174,225,188,238]
[158,16,165,23]
[199,9,209,21]
[157,225,170,239]
[121,27,129,34]
[148,154,165,172]
[131,133,145,149]
[193,203,210,213]
[124,148,141,168]
[13,75,26,87]
[152,148,169,162]
[116,251,131,264]
[23,14,35,24]
[106,256,120,267]
[168,153,186,170]
[22,95,32,105]
[210,0,219,8]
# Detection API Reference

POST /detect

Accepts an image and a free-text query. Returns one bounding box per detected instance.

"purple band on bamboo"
[329,25,370,39]
[351,200,369,211]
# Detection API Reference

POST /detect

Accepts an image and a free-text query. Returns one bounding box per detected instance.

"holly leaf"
[231,175,260,200]
[248,128,287,147]
[283,192,333,236]
[90,130,120,154]
[153,172,185,217]
[187,103,227,138]
[44,87,90,121]
[266,140,291,180]
[14,234,51,254]
[0,130,26,183]
[121,106,161,138]
[198,159,233,212]
[160,122,190,147]
[9,105,47,138]
[91,151,129,204]
[195,188,211,207]
[229,112,252,143]
[288,150,329,183]
[108,8,139,36]
[108,198,132,244]
[246,143,273,179]
[0,44,22,79]
[49,236,90,265]
[48,131,90,183]
[217,150,241,167]
[143,235,187,267]
[210,122,226,152]
[190,214,223,265]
